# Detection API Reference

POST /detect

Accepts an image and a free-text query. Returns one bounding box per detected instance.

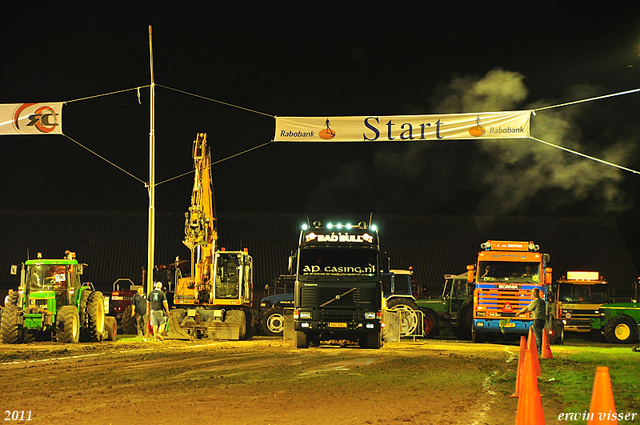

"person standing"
[146,282,169,341]
[131,287,147,337]
[516,288,546,355]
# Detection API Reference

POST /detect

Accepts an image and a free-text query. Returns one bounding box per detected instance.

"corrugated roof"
[0,211,636,299]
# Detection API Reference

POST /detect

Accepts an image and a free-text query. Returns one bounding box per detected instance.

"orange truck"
[467,240,561,343]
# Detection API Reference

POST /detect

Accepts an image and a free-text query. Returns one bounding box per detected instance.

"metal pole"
[147,25,156,295]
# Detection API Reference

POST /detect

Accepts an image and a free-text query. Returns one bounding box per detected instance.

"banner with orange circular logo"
[0,103,63,135]
[275,111,531,142]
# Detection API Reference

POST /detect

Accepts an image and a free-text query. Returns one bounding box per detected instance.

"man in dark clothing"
[131,287,147,337]
[517,288,546,355]
[146,282,169,341]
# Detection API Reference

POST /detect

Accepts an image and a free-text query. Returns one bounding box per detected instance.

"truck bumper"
[474,319,531,334]
[294,320,380,333]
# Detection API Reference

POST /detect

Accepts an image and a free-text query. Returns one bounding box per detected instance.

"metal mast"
[147,25,156,295]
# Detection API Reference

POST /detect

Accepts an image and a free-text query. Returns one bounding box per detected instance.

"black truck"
[293,221,384,349]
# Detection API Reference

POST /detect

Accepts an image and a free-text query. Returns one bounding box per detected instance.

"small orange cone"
[587,366,617,424]
[511,336,527,398]
[527,326,541,376]
[515,348,546,425]
[541,330,553,359]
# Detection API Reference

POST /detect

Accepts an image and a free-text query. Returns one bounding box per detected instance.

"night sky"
[3,2,640,244]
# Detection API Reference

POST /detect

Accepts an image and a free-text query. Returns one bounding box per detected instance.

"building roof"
[0,210,636,300]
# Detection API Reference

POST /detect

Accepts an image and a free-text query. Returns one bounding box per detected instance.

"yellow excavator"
[167,133,254,340]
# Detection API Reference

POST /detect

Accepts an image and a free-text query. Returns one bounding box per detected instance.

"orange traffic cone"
[541,330,553,359]
[527,326,541,377]
[587,366,617,424]
[511,336,527,398]
[515,348,546,425]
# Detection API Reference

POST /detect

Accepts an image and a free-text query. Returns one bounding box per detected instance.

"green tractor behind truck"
[591,279,640,344]
[2,253,113,344]
[415,272,474,339]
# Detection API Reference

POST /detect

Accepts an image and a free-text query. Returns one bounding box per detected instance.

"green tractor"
[2,254,110,343]
[591,279,639,344]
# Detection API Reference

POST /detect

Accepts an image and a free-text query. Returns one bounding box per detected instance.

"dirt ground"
[0,337,566,425]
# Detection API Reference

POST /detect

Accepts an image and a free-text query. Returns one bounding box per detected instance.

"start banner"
[275,110,531,142]
[0,103,63,135]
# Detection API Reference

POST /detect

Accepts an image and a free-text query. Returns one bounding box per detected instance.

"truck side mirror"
[545,268,553,285]
[10,265,17,275]
[288,256,295,273]
[467,265,475,284]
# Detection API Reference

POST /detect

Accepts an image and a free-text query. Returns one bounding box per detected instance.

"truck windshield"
[477,261,541,283]
[299,248,377,277]
[559,284,609,303]
[26,264,68,291]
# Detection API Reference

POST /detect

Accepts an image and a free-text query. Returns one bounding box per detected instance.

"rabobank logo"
[469,116,485,137]
[319,118,336,140]
[278,118,335,140]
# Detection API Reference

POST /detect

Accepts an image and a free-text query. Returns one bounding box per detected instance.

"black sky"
[2,1,640,225]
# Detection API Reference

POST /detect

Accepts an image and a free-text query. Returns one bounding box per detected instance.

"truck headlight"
[364,312,376,320]
[299,311,311,319]
[476,311,486,317]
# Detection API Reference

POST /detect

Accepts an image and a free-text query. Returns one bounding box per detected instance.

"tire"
[56,305,80,343]
[546,317,564,345]
[422,309,440,338]
[225,309,247,340]
[387,298,422,337]
[81,291,106,342]
[453,306,472,340]
[590,328,603,343]
[121,307,137,335]
[261,308,285,336]
[361,331,382,349]
[23,330,35,343]
[604,315,639,344]
[104,316,117,341]
[555,322,564,345]
[296,330,309,348]
[1,293,22,344]
[472,329,485,343]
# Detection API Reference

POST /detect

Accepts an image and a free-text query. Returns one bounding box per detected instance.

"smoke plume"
[307,68,637,216]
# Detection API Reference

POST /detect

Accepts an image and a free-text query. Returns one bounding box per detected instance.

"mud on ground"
[0,338,564,424]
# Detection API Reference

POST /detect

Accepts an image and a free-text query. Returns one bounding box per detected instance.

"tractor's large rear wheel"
[56,306,80,343]
[81,291,105,342]
[121,309,137,335]
[387,298,423,337]
[1,293,22,344]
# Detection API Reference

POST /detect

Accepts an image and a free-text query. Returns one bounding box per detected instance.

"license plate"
[328,322,347,328]
[504,323,516,328]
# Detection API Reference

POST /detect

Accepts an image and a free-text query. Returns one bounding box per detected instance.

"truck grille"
[300,286,377,308]
[321,310,356,322]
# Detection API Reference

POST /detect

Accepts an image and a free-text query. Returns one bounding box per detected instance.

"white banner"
[275,110,531,142]
[0,103,63,135]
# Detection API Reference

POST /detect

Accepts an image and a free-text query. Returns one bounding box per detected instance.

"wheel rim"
[390,305,418,336]
[615,323,631,340]
[266,313,285,334]
[72,314,79,339]
[97,299,105,333]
